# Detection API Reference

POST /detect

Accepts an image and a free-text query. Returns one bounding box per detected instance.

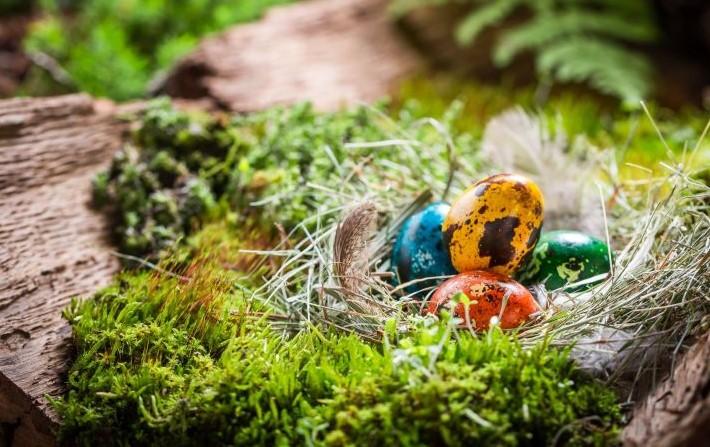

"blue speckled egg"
[391,202,457,296]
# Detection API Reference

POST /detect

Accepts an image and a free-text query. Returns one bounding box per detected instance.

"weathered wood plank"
[623,330,710,447]
[159,0,422,111]
[0,95,127,447]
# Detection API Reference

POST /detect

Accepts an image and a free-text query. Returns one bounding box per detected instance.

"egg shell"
[443,173,544,275]
[426,271,539,330]
[517,230,612,291]
[391,202,457,296]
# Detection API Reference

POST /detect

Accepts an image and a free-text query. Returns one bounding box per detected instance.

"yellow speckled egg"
[443,173,544,275]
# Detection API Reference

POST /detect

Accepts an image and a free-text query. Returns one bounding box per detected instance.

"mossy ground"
[61,78,709,445]
[56,221,621,446]
[92,99,413,261]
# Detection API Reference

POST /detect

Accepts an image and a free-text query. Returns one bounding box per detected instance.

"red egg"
[426,271,539,331]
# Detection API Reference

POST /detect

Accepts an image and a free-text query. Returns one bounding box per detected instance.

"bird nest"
[250,107,709,397]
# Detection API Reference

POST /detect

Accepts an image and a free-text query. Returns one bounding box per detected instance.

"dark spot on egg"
[443,222,461,252]
[566,258,583,272]
[478,216,520,267]
[526,224,541,248]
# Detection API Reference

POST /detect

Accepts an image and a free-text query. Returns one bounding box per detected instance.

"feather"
[331,201,392,321]
[333,202,378,292]
[481,107,606,237]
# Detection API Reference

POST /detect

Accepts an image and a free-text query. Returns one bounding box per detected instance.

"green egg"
[517,230,612,291]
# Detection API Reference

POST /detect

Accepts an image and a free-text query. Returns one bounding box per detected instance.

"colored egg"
[391,202,457,296]
[517,230,612,291]
[425,271,539,330]
[443,173,544,275]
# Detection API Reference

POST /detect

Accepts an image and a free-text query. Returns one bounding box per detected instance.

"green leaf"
[494,9,657,66]
[455,0,522,45]
[537,36,652,104]
[398,0,659,101]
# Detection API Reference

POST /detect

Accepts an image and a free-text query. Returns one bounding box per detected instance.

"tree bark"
[158,0,422,112]
[0,95,128,447]
[623,331,710,447]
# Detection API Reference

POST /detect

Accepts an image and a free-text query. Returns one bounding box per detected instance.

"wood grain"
[623,330,710,447]
[0,95,127,447]
[159,0,422,112]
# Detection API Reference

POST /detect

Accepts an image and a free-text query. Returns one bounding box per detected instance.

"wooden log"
[0,95,128,447]
[623,331,710,447]
[158,0,422,112]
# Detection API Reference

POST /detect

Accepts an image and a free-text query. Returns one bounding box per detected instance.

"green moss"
[95,99,477,261]
[55,222,620,446]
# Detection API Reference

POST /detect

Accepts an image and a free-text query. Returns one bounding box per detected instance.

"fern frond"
[537,36,652,103]
[455,0,522,44]
[390,0,657,101]
[494,9,657,66]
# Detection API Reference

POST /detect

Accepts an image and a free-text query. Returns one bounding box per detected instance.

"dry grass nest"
[247,106,710,399]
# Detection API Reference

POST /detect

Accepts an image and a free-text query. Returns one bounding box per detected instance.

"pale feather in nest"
[333,201,378,292]
[481,107,607,238]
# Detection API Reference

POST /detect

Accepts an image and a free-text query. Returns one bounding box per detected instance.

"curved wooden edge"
[623,331,710,447]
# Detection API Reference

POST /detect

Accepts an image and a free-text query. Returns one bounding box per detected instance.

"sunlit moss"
[55,222,621,446]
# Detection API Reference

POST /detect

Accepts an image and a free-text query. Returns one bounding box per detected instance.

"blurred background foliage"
[0,0,708,106]
[1,0,706,186]
[392,0,659,104]
[6,0,292,99]
[396,76,710,178]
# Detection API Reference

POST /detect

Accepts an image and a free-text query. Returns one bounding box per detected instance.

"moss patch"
[93,99,477,261]
[55,222,620,446]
